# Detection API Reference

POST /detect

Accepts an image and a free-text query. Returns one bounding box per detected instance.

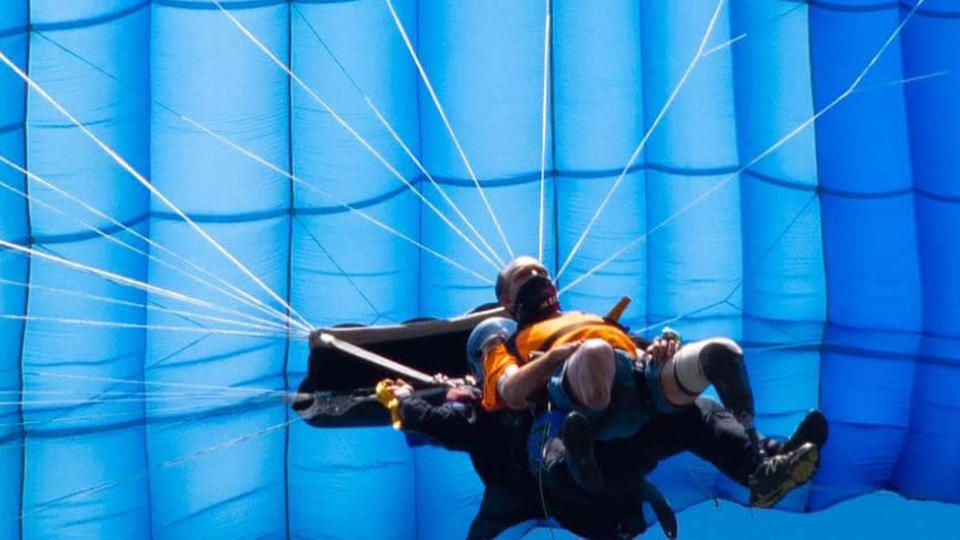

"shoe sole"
[783,411,829,454]
[752,445,820,509]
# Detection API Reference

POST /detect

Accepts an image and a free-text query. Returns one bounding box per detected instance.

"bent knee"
[566,339,616,410]
[699,338,743,363]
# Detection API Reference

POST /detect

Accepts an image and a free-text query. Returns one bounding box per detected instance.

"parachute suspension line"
[0,237,298,337]
[0,241,189,315]
[639,193,818,337]
[179,115,494,285]
[559,0,927,297]
[632,301,728,337]
[0,277,291,334]
[26,34,317,333]
[292,6,504,270]
[210,1,499,275]
[15,417,297,523]
[0,394,281,408]
[0,239,285,331]
[365,99,503,272]
[383,0,515,260]
[852,69,951,95]
[555,0,728,282]
[0,172,295,334]
[0,48,315,333]
[0,400,281,431]
[30,34,479,328]
[702,1,806,59]
[293,216,388,324]
[722,192,820,303]
[31,31,492,288]
[25,371,290,398]
[0,389,244,397]
[0,314,297,340]
[537,0,552,264]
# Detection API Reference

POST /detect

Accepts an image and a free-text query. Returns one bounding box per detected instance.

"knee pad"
[672,345,710,397]
[567,339,616,410]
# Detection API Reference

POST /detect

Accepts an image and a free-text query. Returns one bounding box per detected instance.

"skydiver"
[374,369,671,540]
[480,255,825,508]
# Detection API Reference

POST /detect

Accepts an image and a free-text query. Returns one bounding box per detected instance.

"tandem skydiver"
[375,369,672,539]
[479,256,825,508]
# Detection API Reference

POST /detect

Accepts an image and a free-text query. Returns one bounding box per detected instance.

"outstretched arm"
[379,379,484,451]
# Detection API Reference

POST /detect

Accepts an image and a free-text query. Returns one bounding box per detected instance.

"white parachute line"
[363,100,502,270]
[538,0,552,264]
[292,5,504,269]
[0,47,314,332]
[633,301,728,336]
[0,277,291,334]
[0,394,277,407]
[0,175,294,333]
[749,341,823,354]
[0,400,282,432]
[15,418,296,522]
[703,34,746,58]
[210,1,498,273]
[632,194,817,336]
[0,314,298,340]
[0,388,272,399]
[852,69,951,94]
[0,238,252,315]
[292,216,385,320]
[23,370,288,398]
[32,28,491,286]
[0,159,305,332]
[0,400,278,430]
[26,34,315,332]
[555,0,727,282]
[179,115,493,285]
[383,0,514,259]
[559,0,926,296]
[722,192,819,302]
[702,1,806,59]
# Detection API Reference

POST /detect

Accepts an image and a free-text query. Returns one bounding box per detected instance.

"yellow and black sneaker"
[764,410,829,456]
[748,442,820,508]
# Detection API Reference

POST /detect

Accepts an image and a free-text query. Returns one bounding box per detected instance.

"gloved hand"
[375,379,412,430]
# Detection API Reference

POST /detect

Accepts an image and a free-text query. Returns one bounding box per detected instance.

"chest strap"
[506,318,632,362]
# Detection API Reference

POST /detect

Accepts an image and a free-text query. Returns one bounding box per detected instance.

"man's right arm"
[497,341,582,410]
[398,395,482,451]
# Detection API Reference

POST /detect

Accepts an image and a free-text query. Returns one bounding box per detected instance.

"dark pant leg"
[686,397,761,484]
[466,485,538,540]
[599,397,761,488]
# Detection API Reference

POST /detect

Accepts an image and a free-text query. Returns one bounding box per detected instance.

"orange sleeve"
[480,341,518,411]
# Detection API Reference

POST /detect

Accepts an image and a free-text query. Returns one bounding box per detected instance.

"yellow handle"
[375,379,403,430]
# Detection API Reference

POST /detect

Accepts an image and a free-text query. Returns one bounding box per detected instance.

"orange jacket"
[481,312,637,411]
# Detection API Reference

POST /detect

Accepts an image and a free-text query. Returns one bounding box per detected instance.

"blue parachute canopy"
[1,0,959,538]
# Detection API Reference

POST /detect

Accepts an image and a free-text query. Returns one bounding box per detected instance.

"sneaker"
[562,411,604,494]
[764,410,829,456]
[749,442,820,508]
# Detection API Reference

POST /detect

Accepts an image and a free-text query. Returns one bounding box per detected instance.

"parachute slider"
[315,332,437,385]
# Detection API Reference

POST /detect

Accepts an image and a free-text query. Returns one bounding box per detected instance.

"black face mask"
[513,275,560,326]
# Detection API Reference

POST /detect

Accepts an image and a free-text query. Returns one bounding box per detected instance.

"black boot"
[749,442,820,508]
[562,411,603,495]
[763,410,829,456]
